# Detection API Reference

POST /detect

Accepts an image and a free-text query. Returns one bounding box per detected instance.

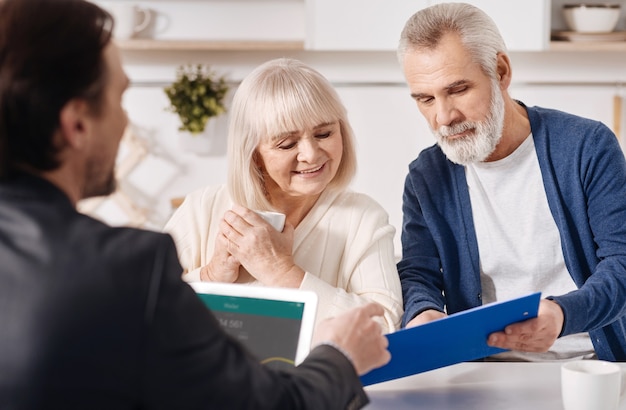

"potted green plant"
[164,63,229,135]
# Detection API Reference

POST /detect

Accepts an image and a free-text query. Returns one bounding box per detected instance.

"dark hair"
[0,0,113,178]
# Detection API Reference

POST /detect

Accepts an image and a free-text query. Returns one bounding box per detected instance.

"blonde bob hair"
[227,58,357,211]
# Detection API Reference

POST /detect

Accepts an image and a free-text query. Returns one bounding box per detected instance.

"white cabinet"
[510,84,624,142]
[305,0,428,51]
[307,0,551,51]
[96,1,306,43]
[429,0,551,51]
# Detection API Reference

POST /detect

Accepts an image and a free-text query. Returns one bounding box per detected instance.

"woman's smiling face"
[256,121,343,204]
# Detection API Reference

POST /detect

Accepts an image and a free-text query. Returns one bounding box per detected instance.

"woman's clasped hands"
[201,204,305,287]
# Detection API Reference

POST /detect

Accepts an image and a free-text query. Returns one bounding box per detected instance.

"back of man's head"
[0,0,113,179]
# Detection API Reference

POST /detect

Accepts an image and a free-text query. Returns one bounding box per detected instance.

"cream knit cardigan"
[164,184,403,333]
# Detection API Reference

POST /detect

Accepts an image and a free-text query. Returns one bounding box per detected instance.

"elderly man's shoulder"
[528,105,616,147]
[529,105,608,130]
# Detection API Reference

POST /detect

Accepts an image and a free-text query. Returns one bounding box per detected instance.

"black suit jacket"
[0,173,368,409]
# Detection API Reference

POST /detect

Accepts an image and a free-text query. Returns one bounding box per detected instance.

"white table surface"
[364,361,626,410]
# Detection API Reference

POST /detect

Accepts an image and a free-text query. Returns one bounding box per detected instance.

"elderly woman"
[164,58,402,333]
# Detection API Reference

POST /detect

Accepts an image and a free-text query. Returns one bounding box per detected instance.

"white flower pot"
[178,118,217,155]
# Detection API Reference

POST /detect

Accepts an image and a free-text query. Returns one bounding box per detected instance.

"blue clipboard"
[361,292,541,386]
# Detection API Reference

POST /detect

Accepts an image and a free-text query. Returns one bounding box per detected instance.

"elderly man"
[0,0,390,408]
[397,2,626,361]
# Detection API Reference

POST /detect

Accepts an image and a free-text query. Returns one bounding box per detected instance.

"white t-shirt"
[466,134,595,361]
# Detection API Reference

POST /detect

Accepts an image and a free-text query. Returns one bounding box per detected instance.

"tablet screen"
[198,293,305,370]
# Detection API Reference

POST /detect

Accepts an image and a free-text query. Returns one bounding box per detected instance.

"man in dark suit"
[0,1,391,408]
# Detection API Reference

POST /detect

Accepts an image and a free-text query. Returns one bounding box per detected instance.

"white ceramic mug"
[561,360,622,410]
[109,3,151,40]
[255,211,286,232]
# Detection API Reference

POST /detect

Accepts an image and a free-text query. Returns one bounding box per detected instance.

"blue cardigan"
[398,104,626,361]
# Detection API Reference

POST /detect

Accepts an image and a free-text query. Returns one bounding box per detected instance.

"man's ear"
[58,99,90,149]
[495,52,512,89]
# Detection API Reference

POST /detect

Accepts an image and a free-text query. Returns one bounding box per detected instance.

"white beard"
[433,80,505,166]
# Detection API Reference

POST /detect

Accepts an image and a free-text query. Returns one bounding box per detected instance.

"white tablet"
[190,282,318,368]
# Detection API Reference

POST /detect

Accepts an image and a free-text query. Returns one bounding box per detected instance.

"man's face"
[402,33,505,165]
[83,43,129,198]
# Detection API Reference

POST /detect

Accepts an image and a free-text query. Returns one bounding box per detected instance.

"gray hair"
[398,2,507,78]
[227,58,357,210]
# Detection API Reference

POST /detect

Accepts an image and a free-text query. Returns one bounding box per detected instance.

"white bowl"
[563,4,621,33]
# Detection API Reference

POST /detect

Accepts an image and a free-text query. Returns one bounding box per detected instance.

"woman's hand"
[199,229,241,283]
[219,204,305,288]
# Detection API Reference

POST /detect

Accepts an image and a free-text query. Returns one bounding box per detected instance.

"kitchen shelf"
[115,39,305,51]
[115,39,626,53]
[549,41,626,52]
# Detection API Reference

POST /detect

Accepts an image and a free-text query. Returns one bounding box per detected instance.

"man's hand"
[487,299,564,352]
[313,303,391,375]
[405,309,446,328]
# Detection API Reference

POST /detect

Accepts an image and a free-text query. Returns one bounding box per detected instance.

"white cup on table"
[109,3,151,40]
[561,360,622,410]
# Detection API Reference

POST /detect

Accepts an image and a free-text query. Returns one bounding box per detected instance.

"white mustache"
[437,122,476,138]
